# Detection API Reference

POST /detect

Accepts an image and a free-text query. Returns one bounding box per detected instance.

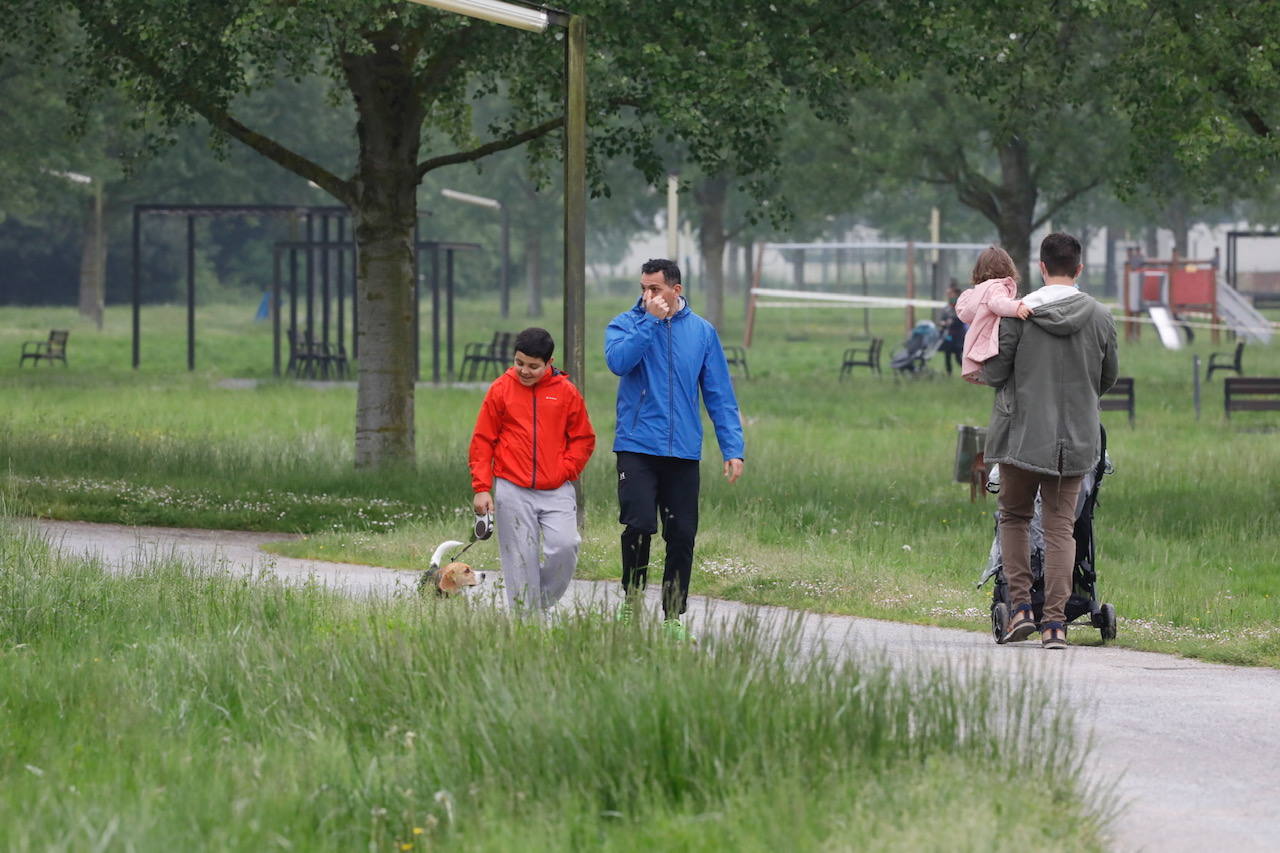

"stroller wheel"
[1099,603,1117,641]
[991,602,1009,644]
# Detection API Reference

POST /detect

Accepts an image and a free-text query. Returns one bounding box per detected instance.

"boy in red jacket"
[469,327,596,614]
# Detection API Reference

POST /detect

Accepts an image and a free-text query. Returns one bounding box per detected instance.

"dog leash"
[449,511,494,562]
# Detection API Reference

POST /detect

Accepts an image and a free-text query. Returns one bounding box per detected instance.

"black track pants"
[616,451,700,617]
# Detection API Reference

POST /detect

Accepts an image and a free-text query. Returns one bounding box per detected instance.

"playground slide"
[1216,277,1274,344]
[1146,305,1184,350]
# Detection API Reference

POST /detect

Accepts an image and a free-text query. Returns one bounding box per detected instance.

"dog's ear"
[437,564,459,594]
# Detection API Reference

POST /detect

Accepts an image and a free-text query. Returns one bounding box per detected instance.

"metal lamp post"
[405,0,586,392]
[49,170,106,331]
[441,188,511,319]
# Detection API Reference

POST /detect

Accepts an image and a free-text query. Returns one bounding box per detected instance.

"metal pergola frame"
[131,204,482,382]
[131,203,349,371]
[1226,230,1280,292]
[269,237,480,382]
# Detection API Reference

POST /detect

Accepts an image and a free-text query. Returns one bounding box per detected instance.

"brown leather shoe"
[1041,621,1068,650]
[1000,605,1037,644]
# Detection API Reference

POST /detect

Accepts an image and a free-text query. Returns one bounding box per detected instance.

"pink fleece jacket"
[955,277,1022,384]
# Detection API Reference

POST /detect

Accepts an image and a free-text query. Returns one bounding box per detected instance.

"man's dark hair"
[641,258,681,284]
[1040,232,1083,278]
[514,327,554,362]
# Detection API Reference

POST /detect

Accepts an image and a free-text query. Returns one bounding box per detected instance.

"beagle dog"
[418,540,482,597]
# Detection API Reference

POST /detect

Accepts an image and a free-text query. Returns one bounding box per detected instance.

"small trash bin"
[954,425,987,483]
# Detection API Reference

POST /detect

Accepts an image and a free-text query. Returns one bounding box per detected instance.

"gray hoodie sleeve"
[980,317,1023,388]
[1098,314,1119,395]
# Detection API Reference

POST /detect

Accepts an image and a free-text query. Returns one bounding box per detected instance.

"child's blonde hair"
[971,246,1018,284]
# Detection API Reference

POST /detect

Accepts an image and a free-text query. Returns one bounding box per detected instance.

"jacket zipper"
[666,318,674,456]
[531,384,538,489]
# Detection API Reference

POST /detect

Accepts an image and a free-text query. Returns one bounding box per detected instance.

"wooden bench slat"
[1223,376,1280,418]
[1100,376,1135,425]
[1225,400,1280,411]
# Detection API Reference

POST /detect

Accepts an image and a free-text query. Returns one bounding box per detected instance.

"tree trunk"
[694,174,728,329]
[526,223,543,318]
[726,238,738,296]
[78,184,105,329]
[344,35,426,469]
[1104,226,1118,298]
[995,136,1038,293]
[1165,197,1189,256]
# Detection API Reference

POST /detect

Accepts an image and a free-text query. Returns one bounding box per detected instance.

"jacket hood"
[502,366,570,387]
[1027,289,1095,337]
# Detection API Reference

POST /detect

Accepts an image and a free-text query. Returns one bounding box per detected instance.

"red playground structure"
[1123,248,1222,344]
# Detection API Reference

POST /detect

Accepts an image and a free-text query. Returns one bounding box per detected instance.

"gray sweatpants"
[492,477,580,613]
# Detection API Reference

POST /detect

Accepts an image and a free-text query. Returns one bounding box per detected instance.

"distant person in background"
[981,233,1118,650]
[936,282,968,376]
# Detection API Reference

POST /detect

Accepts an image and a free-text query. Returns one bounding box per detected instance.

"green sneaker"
[662,618,695,643]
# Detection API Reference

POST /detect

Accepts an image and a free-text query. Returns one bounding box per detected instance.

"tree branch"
[1033,177,1103,230]
[71,5,354,206]
[416,115,564,179]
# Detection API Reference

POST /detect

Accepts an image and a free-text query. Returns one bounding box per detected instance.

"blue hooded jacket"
[605,296,744,461]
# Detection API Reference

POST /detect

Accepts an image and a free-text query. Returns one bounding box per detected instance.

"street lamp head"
[441,188,502,210]
[403,0,550,32]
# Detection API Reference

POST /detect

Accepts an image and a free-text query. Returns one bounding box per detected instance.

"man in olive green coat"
[982,232,1118,649]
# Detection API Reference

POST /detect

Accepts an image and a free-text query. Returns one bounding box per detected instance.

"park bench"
[461,331,515,382]
[1206,341,1245,381]
[19,330,69,367]
[1224,377,1280,419]
[1100,376,1135,426]
[723,345,751,380]
[318,342,350,379]
[286,330,349,380]
[286,329,320,378]
[839,337,883,379]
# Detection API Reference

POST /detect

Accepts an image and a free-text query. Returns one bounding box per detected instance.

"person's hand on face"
[640,270,679,319]
[644,292,669,318]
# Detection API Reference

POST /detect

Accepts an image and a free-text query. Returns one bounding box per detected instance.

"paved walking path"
[33,518,1280,853]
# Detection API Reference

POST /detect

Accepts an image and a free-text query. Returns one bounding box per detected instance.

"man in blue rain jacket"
[605,258,745,635]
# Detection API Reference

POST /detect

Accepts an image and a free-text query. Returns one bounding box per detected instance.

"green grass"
[0,519,1104,850]
[2,297,1279,666]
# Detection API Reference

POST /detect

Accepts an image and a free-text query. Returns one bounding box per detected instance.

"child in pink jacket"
[955,247,1031,383]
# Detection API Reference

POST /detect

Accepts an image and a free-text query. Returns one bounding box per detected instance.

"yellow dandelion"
[400,844,413,851]
[413,828,424,835]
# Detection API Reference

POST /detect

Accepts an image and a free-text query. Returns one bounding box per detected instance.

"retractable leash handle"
[448,512,495,562]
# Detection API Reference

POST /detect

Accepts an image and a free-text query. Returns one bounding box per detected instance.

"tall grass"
[0,519,1102,850]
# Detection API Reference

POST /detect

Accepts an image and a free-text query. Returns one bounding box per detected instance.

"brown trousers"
[997,464,1083,625]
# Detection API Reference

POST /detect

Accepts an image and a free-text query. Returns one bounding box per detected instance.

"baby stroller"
[889,321,943,375]
[977,426,1117,643]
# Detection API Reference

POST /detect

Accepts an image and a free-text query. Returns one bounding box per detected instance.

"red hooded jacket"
[469,367,596,493]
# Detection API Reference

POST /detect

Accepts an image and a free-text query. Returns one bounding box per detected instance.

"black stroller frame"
[889,320,944,376]
[980,426,1117,643]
